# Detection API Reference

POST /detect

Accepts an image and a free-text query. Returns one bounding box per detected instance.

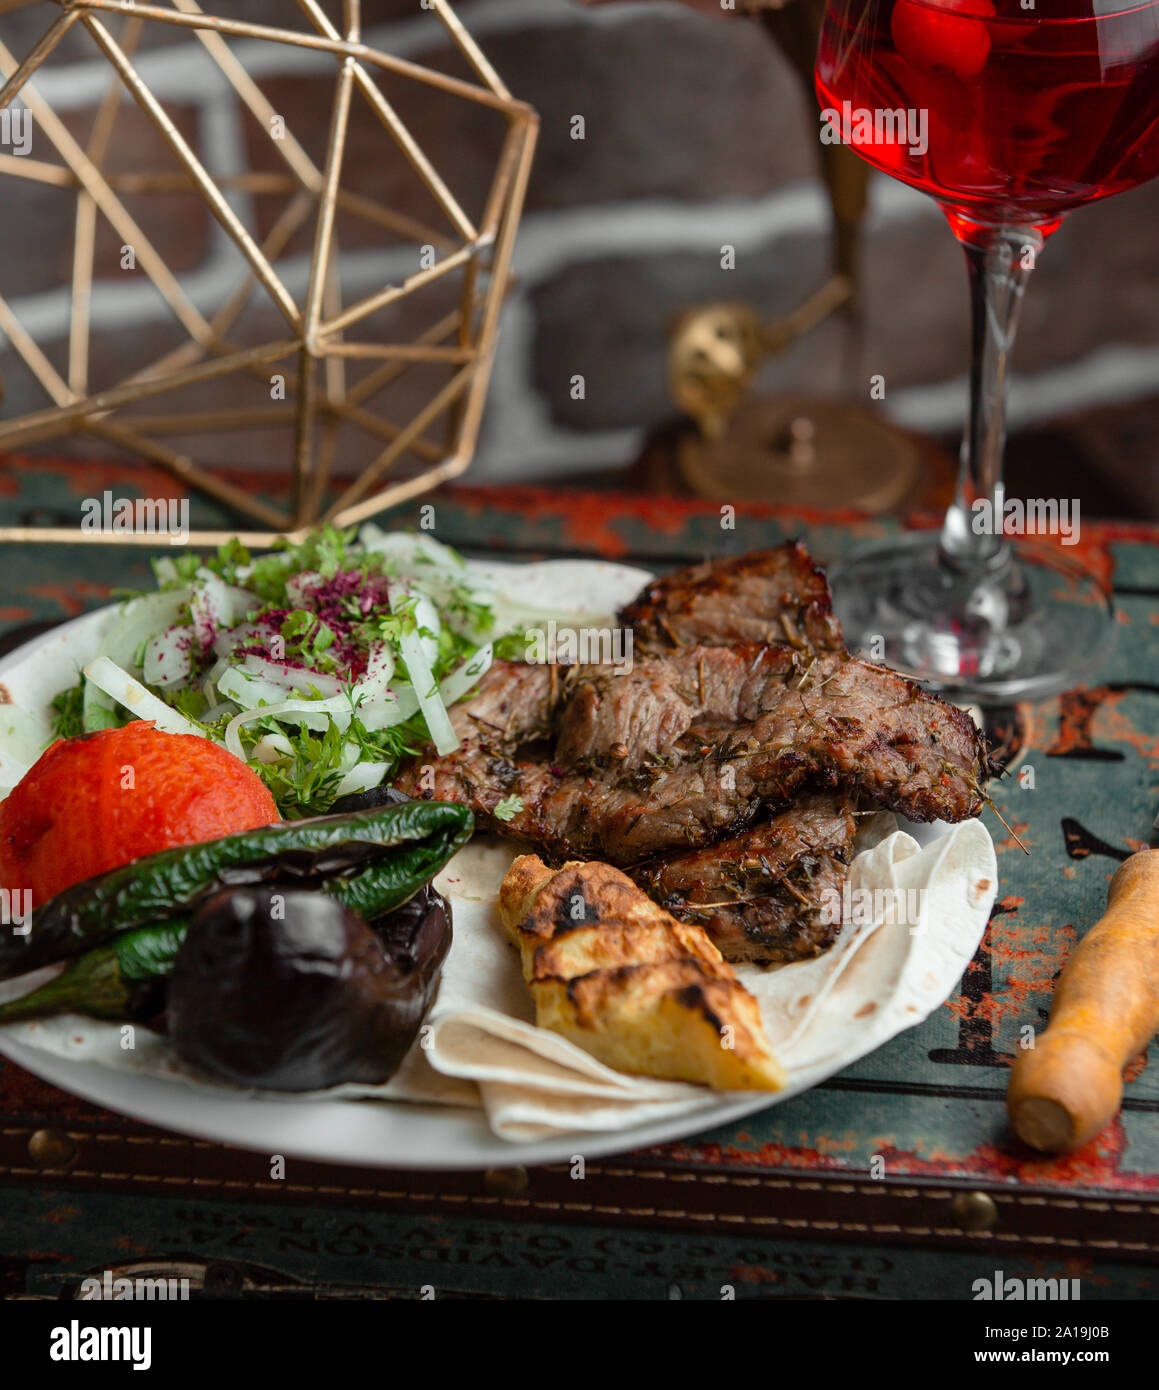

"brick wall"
[1,0,1157,513]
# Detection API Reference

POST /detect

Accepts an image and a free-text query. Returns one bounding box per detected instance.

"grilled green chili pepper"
[0,800,474,981]
[0,858,468,1026]
[0,918,189,1023]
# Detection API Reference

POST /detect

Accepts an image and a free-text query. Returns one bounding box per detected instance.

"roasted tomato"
[0,722,278,902]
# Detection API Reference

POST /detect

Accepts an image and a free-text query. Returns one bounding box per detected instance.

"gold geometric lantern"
[0,0,537,545]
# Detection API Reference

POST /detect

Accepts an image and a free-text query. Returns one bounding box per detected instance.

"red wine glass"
[815,0,1159,699]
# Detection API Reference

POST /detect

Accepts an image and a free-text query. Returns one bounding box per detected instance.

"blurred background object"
[658,0,932,512]
[1,0,1157,519]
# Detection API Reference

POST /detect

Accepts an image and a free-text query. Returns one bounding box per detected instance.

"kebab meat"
[395,544,996,965]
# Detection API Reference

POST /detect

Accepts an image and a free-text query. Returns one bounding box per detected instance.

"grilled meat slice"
[553,643,794,771]
[620,541,844,654]
[633,795,856,965]
[393,659,557,811]
[553,642,884,774]
[554,643,991,824]
[441,658,558,751]
[554,661,700,771]
[398,645,991,862]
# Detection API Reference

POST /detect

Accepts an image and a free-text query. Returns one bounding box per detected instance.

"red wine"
[816,0,1159,237]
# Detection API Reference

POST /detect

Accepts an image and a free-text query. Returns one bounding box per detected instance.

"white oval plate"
[0,560,975,1169]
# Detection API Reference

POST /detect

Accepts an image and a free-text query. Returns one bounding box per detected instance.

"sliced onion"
[222,699,339,761]
[437,642,492,707]
[225,585,260,619]
[240,655,347,699]
[333,760,388,799]
[105,589,192,672]
[143,623,195,688]
[219,667,356,720]
[220,645,394,727]
[387,578,440,670]
[0,706,52,769]
[359,527,465,572]
[201,657,228,704]
[351,642,395,703]
[219,667,316,712]
[488,595,611,643]
[214,620,265,660]
[252,732,294,764]
[83,673,117,733]
[353,686,420,730]
[395,622,457,756]
[359,526,497,639]
[190,572,230,650]
[84,657,205,739]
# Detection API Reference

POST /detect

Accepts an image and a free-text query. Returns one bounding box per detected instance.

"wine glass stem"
[939,222,1043,573]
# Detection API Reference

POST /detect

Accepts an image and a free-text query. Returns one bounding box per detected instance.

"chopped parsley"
[49,680,87,740]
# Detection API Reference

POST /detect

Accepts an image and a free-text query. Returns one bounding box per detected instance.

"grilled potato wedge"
[499,855,785,1091]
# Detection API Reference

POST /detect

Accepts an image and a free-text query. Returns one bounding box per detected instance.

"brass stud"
[950,1190,998,1232]
[483,1166,528,1197]
[27,1128,77,1170]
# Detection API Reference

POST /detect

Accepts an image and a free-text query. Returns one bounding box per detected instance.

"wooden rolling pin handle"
[1007,850,1159,1154]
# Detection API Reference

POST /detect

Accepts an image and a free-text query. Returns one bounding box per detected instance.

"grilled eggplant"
[168,883,451,1092]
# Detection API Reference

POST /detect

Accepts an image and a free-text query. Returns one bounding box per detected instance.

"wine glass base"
[829,533,1116,704]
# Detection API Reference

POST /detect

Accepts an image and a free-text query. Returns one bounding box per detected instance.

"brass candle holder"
[0,0,537,546]
[665,0,921,512]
